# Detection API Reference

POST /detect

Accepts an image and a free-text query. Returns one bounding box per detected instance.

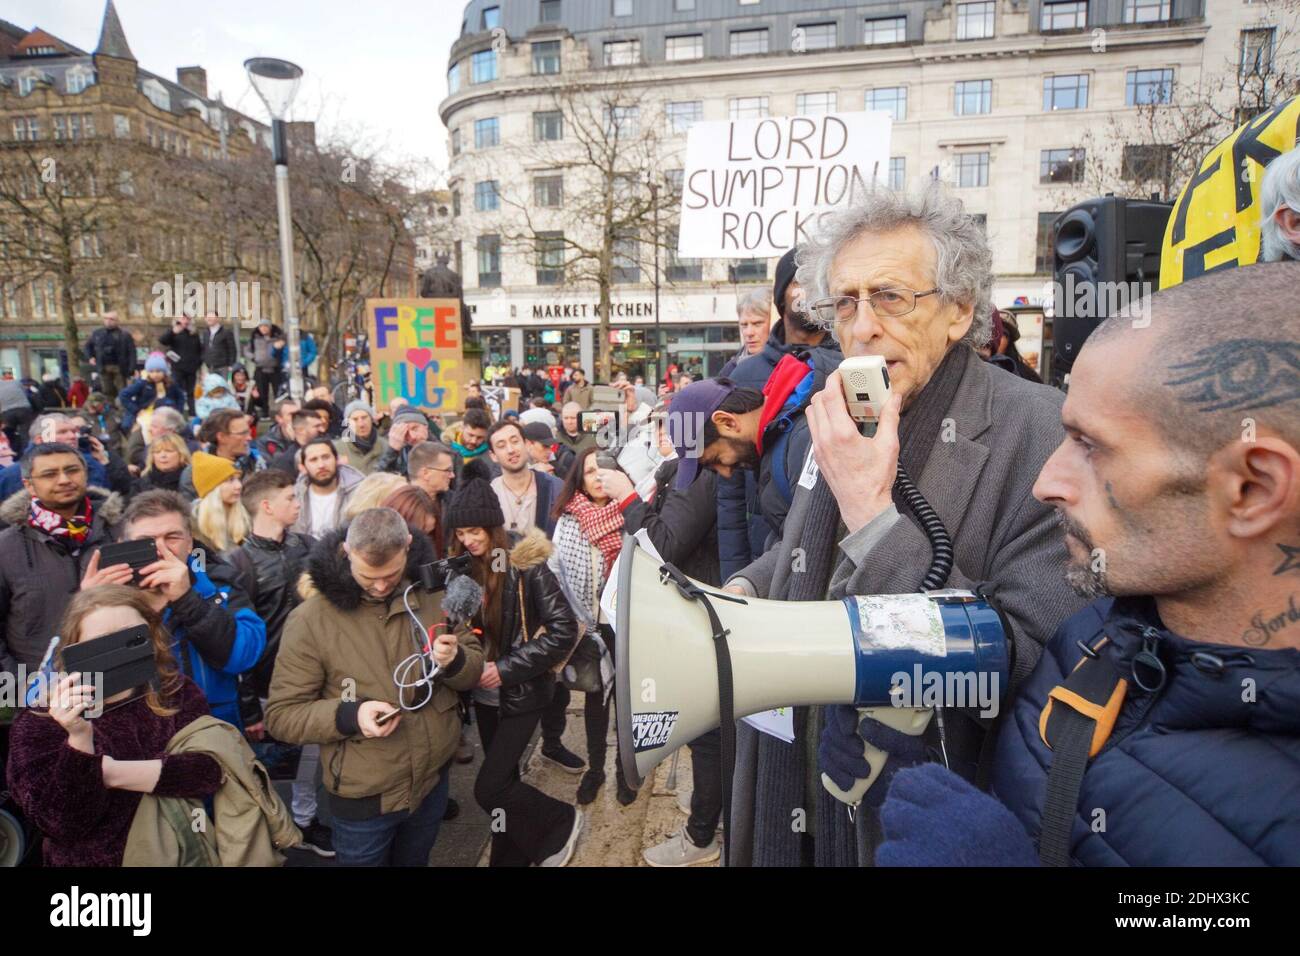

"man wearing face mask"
[712,183,1082,867]
[266,507,484,866]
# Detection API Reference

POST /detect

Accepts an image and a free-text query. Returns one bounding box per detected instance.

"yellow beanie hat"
[191,451,239,500]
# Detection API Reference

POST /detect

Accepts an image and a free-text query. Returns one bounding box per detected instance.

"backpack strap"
[768,418,796,507]
[1035,636,1127,866]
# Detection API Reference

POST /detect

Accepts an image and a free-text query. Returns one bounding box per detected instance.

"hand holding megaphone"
[819,705,932,807]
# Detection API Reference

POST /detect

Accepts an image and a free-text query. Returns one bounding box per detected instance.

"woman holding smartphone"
[445,458,584,867]
[6,585,222,867]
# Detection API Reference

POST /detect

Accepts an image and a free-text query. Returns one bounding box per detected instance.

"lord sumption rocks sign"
[366,298,463,415]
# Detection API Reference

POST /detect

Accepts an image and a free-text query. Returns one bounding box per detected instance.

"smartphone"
[838,355,892,429]
[375,707,401,726]
[98,538,161,585]
[61,624,156,705]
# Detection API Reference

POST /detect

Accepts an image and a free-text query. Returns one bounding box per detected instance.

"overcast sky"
[12,0,463,171]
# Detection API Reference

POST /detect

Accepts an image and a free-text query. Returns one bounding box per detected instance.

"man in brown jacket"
[266,507,483,866]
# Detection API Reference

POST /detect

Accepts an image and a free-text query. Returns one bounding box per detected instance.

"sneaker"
[539,809,584,867]
[643,830,721,868]
[297,818,336,859]
[576,769,605,805]
[442,798,460,822]
[540,744,586,774]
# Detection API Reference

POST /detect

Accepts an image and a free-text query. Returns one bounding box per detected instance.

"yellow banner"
[1160,95,1300,288]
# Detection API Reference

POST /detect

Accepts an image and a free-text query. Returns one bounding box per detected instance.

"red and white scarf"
[29,495,93,545]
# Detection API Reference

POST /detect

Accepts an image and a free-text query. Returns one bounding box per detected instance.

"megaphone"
[614,537,1011,793]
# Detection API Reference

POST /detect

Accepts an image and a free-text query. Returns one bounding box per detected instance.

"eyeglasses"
[810,287,940,323]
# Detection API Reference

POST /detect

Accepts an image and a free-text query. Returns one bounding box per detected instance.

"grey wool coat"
[725,345,1088,866]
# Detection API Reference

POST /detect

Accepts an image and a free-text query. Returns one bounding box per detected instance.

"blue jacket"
[0,452,109,500]
[993,596,1300,865]
[281,333,318,372]
[162,553,267,728]
[117,378,186,432]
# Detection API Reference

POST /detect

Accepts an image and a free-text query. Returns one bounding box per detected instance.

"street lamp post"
[244,57,305,401]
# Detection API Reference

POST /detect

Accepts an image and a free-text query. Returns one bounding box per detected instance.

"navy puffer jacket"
[992,596,1300,866]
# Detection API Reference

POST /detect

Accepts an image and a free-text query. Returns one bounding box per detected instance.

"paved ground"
[278,697,715,868]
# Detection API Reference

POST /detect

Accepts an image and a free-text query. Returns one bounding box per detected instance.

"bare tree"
[472,69,682,379]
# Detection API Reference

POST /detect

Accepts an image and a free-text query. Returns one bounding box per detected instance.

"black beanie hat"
[444,457,505,530]
[773,246,800,317]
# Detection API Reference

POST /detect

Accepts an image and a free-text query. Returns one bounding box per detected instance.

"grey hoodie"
[291,462,365,538]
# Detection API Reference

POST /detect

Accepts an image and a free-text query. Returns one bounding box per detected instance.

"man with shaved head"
[553,400,594,479]
[868,262,1300,866]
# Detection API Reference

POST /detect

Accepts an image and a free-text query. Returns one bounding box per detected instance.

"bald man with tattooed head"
[868,261,1300,867]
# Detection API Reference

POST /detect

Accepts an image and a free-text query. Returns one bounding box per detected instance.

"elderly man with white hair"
[721,182,1086,867]
[1259,144,1300,262]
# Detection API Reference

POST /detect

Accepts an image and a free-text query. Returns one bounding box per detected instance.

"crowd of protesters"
[3,167,1299,870]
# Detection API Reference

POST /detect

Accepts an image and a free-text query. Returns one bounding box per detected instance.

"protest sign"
[366,298,463,415]
[677,111,891,259]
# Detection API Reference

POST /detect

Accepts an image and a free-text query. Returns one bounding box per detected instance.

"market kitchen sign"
[678,111,891,259]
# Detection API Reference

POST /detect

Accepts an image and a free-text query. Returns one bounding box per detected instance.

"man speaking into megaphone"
[694,184,1087,868]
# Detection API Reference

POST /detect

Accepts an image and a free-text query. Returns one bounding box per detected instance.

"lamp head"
[244,57,303,121]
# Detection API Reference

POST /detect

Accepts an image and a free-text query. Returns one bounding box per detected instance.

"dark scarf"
[29,494,94,546]
[752,344,973,868]
[351,429,377,454]
[147,467,184,491]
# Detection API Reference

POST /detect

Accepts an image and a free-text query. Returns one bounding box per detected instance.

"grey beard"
[1065,564,1111,599]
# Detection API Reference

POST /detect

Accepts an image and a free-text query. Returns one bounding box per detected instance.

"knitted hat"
[443,457,504,530]
[191,451,238,499]
[392,406,430,429]
[344,399,375,421]
[144,352,170,374]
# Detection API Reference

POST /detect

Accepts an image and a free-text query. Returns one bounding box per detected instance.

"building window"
[66,69,92,94]
[475,117,500,148]
[534,110,563,141]
[142,79,170,111]
[52,115,67,141]
[1040,148,1085,183]
[537,231,565,285]
[1041,0,1087,30]
[730,96,769,120]
[955,79,993,115]
[889,157,906,190]
[1036,211,1061,273]
[730,28,769,56]
[475,180,500,211]
[1123,0,1171,23]
[667,100,703,134]
[477,235,501,287]
[1241,28,1276,76]
[452,190,461,216]
[957,2,995,40]
[113,114,130,138]
[797,23,837,50]
[796,92,838,115]
[666,228,702,281]
[613,237,639,283]
[1043,74,1089,110]
[666,34,704,61]
[604,39,641,66]
[604,105,640,136]
[540,0,562,23]
[482,5,501,29]
[17,74,38,96]
[451,127,462,155]
[866,87,907,121]
[12,117,38,140]
[865,16,907,45]
[956,152,990,188]
[448,61,462,94]
[665,168,685,195]
[1126,68,1174,105]
[471,49,498,84]
[674,0,696,10]
[532,40,561,75]
[1122,144,1172,182]
[534,174,563,207]
[731,259,767,282]
[614,0,633,15]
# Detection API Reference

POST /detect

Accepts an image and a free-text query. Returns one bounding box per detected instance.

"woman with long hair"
[381,484,444,558]
[131,432,191,496]
[190,451,248,552]
[445,458,584,867]
[547,446,639,806]
[6,585,223,866]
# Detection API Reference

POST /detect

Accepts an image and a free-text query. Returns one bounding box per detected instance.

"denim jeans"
[331,767,451,867]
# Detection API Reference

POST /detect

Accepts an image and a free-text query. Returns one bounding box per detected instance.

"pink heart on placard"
[406,347,434,369]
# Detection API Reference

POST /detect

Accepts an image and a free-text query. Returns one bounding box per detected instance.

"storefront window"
[524,328,582,369]
[478,330,512,369]
[0,347,20,379]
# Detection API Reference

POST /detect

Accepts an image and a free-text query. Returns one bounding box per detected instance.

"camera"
[416,552,472,592]
[77,425,94,453]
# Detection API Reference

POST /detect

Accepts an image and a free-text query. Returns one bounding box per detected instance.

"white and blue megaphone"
[613,537,1011,804]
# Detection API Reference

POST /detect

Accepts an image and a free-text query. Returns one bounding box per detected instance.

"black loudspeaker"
[1051,197,1172,386]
